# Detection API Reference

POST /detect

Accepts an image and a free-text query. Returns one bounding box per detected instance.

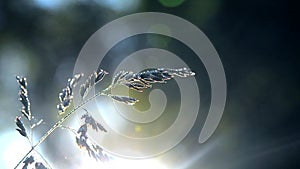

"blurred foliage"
[0,0,299,169]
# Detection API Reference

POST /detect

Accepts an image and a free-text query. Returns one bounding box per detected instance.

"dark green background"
[0,0,299,168]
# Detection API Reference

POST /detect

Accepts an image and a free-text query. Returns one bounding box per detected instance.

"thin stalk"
[60,125,77,135]
[29,119,34,147]
[14,147,34,169]
[29,127,33,146]
[34,150,53,169]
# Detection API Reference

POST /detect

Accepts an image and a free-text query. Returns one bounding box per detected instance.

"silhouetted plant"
[14,67,195,169]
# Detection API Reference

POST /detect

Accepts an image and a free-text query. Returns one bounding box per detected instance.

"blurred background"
[0,0,299,169]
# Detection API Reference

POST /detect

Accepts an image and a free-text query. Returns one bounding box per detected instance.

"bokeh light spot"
[135,125,142,132]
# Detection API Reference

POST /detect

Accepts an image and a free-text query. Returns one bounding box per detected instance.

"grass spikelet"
[74,108,109,162]
[79,69,108,99]
[110,95,139,105]
[21,155,34,169]
[15,116,27,137]
[57,73,84,115]
[110,67,195,92]
[16,76,32,121]
[35,162,47,169]
[81,109,107,132]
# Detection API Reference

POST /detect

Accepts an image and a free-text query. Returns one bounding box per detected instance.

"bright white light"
[77,155,167,169]
[0,131,32,169]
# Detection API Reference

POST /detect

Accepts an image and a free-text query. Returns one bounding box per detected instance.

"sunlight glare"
[77,155,167,169]
[0,131,31,169]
